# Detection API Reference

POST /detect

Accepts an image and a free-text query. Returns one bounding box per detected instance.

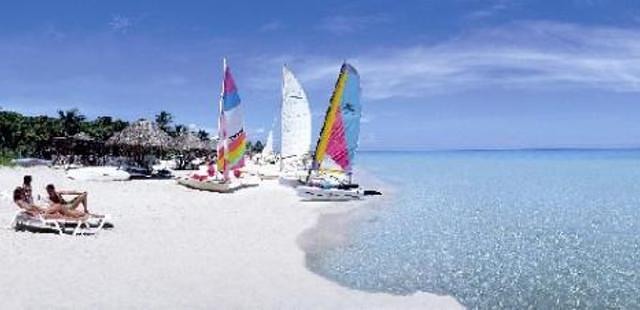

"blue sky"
[2,0,640,150]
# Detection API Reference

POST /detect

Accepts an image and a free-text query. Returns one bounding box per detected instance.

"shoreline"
[0,166,461,309]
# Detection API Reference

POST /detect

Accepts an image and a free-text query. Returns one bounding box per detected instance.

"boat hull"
[66,166,131,182]
[278,175,305,187]
[296,185,363,201]
[177,178,237,193]
[258,164,280,180]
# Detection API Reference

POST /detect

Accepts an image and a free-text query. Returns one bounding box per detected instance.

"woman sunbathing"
[13,187,46,216]
[46,184,93,215]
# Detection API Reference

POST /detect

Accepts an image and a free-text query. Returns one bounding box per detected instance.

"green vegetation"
[0,108,130,158]
[0,150,15,167]
[0,108,263,159]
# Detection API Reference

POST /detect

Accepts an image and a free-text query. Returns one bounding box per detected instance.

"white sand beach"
[0,166,461,309]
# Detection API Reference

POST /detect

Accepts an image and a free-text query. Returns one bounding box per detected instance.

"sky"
[1,0,640,150]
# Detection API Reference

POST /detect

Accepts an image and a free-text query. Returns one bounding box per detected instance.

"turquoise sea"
[307,150,640,309]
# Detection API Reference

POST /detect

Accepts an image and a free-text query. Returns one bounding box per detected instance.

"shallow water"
[307,150,640,309]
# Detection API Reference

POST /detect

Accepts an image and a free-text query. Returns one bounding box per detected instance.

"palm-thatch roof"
[171,132,209,151]
[106,119,172,149]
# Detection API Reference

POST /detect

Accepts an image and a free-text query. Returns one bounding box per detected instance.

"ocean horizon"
[359,147,640,153]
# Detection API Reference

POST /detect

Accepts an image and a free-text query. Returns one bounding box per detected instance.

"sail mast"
[217,58,229,180]
[217,58,247,181]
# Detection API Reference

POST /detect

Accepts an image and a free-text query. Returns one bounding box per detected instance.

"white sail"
[262,129,274,155]
[281,65,312,159]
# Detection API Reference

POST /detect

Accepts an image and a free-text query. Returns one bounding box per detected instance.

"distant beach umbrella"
[106,119,172,149]
[171,131,209,151]
[52,131,103,157]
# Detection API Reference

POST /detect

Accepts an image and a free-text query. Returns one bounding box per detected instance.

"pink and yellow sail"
[311,63,362,173]
[216,59,247,179]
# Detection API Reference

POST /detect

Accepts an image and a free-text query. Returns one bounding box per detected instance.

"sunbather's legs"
[48,203,86,218]
[43,213,64,219]
[68,192,88,213]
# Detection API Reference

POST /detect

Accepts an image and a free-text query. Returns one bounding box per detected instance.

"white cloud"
[276,22,640,100]
[466,0,511,20]
[259,20,284,32]
[109,15,133,33]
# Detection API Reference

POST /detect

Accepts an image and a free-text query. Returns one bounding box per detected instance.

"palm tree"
[172,124,187,138]
[155,111,173,134]
[58,109,86,137]
[196,129,210,142]
[253,140,264,153]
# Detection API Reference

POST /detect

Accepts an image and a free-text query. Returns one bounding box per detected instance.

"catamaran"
[262,129,275,158]
[257,127,280,180]
[296,63,380,201]
[278,65,313,186]
[178,58,253,192]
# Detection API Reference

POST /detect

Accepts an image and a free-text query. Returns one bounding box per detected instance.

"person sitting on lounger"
[14,187,87,220]
[22,175,34,204]
[46,184,92,214]
[13,187,46,216]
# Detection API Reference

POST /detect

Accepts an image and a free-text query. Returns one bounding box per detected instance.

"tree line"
[0,108,263,160]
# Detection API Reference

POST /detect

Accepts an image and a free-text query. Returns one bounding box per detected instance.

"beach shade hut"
[171,132,211,170]
[171,132,209,152]
[107,119,172,149]
[51,132,105,165]
[106,119,173,169]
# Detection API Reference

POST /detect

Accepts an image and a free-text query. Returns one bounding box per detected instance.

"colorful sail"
[312,63,362,172]
[217,59,247,179]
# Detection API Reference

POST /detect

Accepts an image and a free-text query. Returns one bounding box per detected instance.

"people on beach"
[13,186,86,219]
[13,187,45,216]
[46,184,91,215]
[22,175,34,204]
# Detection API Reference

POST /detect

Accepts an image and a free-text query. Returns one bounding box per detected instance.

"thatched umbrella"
[106,119,172,149]
[171,132,211,170]
[171,132,209,151]
[106,119,172,170]
[52,132,104,165]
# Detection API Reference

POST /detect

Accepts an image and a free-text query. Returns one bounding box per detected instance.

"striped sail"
[312,63,362,173]
[217,59,246,179]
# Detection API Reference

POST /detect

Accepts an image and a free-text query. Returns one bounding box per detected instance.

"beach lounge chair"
[9,211,113,235]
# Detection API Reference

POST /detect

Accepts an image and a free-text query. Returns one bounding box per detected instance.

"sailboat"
[178,58,253,192]
[296,63,380,201]
[262,129,274,157]
[257,127,280,180]
[278,65,312,186]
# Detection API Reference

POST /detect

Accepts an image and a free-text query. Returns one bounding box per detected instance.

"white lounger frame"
[9,211,109,236]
